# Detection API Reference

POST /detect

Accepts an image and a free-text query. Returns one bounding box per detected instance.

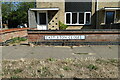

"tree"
[2,2,35,28]
[15,2,35,24]
[2,2,14,24]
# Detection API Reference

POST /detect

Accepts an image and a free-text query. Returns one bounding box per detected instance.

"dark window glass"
[66,13,70,24]
[79,13,84,24]
[39,13,46,25]
[106,11,115,24]
[86,13,90,24]
[72,13,77,24]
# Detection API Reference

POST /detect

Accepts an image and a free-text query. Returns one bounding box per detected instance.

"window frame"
[79,12,85,25]
[65,12,71,24]
[65,12,91,25]
[85,12,91,25]
[104,10,116,24]
[72,12,78,24]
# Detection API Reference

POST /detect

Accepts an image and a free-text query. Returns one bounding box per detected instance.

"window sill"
[66,24,91,26]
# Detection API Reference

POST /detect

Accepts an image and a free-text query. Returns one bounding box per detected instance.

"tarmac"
[1,45,119,60]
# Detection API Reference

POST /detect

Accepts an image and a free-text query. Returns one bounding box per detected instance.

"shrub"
[59,21,68,30]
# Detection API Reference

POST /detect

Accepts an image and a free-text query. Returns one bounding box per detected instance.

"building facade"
[96,1,120,29]
[28,0,120,30]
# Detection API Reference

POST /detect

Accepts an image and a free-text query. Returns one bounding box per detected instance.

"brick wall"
[27,29,120,45]
[0,28,29,43]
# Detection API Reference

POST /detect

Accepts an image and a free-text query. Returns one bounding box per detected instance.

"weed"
[32,73,36,77]
[108,59,118,66]
[59,74,64,78]
[63,66,71,71]
[109,59,117,63]
[11,75,20,78]
[95,59,108,64]
[0,73,4,76]
[74,63,82,67]
[31,52,34,54]
[87,64,98,70]
[70,46,73,49]
[109,46,112,49]
[11,61,16,64]
[18,37,27,41]
[10,37,27,44]
[13,69,23,74]
[38,67,52,77]
[47,58,56,62]
[28,66,32,69]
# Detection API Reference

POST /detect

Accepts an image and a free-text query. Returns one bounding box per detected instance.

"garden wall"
[27,29,120,45]
[0,28,29,45]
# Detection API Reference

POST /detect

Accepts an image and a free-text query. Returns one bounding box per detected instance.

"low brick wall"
[27,29,120,45]
[0,28,29,45]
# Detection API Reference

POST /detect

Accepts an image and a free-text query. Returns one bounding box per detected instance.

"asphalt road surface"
[1,45,119,60]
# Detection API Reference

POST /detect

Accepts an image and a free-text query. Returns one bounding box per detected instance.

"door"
[37,12,48,30]
[105,11,115,24]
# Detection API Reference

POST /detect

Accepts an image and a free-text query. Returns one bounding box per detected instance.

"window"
[105,11,115,24]
[72,13,77,24]
[39,13,47,25]
[65,12,91,25]
[79,13,84,24]
[86,13,91,24]
[66,13,71,24]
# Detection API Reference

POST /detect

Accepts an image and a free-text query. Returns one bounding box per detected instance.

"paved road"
[1,45,119,60]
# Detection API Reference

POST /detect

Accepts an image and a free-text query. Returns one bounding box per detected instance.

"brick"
[0,28,28,42]
[27,30,120,44]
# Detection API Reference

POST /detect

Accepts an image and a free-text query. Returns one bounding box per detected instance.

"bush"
[59,21,68,30]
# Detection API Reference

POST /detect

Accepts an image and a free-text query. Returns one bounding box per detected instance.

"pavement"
[1,45,119,60]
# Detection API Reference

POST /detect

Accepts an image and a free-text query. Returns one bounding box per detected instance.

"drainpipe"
[96,0,98,29]
[96,0,98,11]
[34,0,36,8]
